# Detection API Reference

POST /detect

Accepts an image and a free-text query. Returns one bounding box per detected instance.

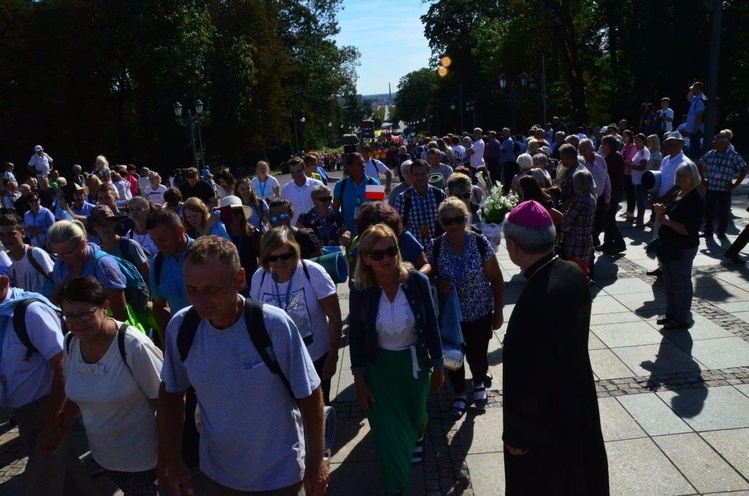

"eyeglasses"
[62,307,98,324]
[441,215,466,226]
[270,212,290,223]
[453,192,472,200]
[316,196,332,203]
[267,251,294,263]
[231,208,245,217]
[56,244,80,258]
[368,245,398,261]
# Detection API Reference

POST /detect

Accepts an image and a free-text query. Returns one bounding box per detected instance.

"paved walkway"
[2,180,749,495]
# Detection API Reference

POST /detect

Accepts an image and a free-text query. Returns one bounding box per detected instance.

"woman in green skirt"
[349,223,445,495]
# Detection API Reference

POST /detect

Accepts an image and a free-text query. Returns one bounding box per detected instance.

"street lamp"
[173,99,207,171]
[498,73,529,132]
[450,96,464,133]
[465,100,476,129]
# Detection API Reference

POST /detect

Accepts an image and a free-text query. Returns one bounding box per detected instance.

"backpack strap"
[117,323,132,373]
[244,298,295,399]
[475,232,488,259]
[65,333,73,355]
[338,177,348,219]
[300,259,311,282]
[13,298,41,362]
[177,307,202,362]
[26,247,52,282]
[153,252,164,286]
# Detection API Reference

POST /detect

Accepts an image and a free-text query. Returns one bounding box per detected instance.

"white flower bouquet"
[479,181,519,247]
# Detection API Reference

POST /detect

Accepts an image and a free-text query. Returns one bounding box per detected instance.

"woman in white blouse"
[57,276,163,496]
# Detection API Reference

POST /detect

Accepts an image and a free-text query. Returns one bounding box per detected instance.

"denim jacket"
[349,269,444,376]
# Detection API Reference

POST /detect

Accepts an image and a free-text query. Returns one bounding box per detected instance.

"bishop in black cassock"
[502,200,609,495]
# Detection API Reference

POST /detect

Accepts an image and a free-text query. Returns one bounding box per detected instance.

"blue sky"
[334,0,433,96]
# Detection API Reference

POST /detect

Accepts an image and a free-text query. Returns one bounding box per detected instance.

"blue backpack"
[92,250,150,313]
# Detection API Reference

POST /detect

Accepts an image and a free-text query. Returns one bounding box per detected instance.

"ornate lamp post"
[499,73,528,132]
[173,100,206,171]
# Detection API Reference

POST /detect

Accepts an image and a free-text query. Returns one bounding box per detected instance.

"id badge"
[353,206,360,221]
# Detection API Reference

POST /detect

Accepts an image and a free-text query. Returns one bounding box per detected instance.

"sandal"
[473,386,488,413]
[662,318,691,330]
[450,396,467,419]
[412,436,424,464]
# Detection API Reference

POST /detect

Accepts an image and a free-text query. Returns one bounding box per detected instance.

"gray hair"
[675,161,701,188]
[502,219,556,255]
[311,184,332,199]
[400,160,412,177]
[578,138,594,152]
[517,153,534,171]
[564,135,580,147]
[573,168,594,195]
[532,153,549,168]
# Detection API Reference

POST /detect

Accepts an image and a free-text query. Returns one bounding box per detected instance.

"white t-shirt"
[8,247,55,295]
[1,299,63,409]
[631,147,651,185]
[64,324,163,472]
[125,229,158,258]
[252,176,280,201]
[280,177,323,226]
[137,177,151,197]
[114,180,133,201]
[250,261,336,361]
[661,108,674,132]
[469,139,485,168]
[28,153,53,177]
[364,158,389,182]
[376,287,417,350]
[160,300,319,492]
[144,184,167,205]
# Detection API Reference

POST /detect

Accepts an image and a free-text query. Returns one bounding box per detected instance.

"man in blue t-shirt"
[333,152,380,235]
[158,237,327,495]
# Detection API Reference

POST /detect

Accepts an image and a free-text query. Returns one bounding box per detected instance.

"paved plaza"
[3,178,749,495]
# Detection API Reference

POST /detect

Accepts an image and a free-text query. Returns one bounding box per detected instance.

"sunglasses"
[453,192,472,200]
[267,251,294,263]
[368,245,398,261]
[270,212,290,223]
[441,215,466,226]
[231,208,245,216]
[316,196,332,203]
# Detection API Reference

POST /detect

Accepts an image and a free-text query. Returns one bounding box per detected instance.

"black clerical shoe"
[725,253,746,264]
[646,268,662,277]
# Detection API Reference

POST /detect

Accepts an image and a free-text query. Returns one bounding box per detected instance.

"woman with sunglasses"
[349,223,444,495]
[426,197,505,418]
[235,177,269,232]
[297,185,351,248]
[181,197,231,241]
[250,227,341,405]
[58,276,162,496]
[219,195,260,290]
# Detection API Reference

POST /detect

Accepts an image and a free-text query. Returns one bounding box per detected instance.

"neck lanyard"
[273,276,293,310]
[351,178,365,204]
[258,178,267,197]
[447,232,467,292]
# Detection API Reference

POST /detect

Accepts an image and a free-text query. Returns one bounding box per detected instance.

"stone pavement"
[3,181,749,495]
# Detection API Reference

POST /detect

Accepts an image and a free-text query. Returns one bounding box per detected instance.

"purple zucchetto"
[507,200,554,228]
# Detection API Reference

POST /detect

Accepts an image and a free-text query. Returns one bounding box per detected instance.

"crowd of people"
[1,79,746,496]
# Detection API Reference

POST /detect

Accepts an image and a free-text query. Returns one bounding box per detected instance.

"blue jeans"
[633,184,648,222]
[659,246,698,323]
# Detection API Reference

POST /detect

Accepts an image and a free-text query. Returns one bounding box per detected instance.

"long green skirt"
[366,347,430,496]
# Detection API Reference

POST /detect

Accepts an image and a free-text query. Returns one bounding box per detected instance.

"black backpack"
[176,298,294,398]
[65,322,131,372]
[12,298,60,362]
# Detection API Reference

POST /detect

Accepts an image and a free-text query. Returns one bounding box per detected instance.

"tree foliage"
[0,0,359,173]
[420,0,747,140]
